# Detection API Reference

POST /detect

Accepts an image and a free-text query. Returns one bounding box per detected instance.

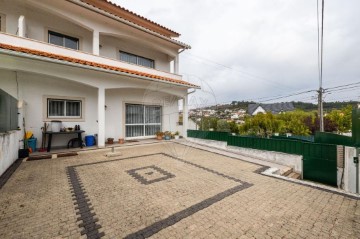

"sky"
[113,0,360,107]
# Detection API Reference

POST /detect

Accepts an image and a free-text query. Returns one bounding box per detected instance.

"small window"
[120,51,155,68]
[48,98,82,118]
[48,31,79,50]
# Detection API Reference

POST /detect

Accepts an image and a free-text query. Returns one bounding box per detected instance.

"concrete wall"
[343,147,360,193]
[0,131,21,176]
[187,138,303,173]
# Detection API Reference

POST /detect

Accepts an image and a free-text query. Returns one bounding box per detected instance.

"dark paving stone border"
[66,167,104,239]
[0,159,22,190]
[127,165,175,185]
[69,153,253,238]
[253,166,270,174]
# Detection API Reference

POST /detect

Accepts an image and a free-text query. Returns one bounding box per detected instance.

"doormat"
[27,152,78,161]
[125,140,139,143]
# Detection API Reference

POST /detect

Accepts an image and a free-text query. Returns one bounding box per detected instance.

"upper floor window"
[120,51,155,68]
[0,14,5,32]
[48,31,79,50]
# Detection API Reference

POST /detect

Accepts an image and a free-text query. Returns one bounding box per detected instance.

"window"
[120,51,155,68]
[47,99,82,118]
[125,104,161,138]
[0,14,5,32]
[48,31,79,50]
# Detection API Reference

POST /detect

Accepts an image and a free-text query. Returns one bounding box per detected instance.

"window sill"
[44,118,85,122]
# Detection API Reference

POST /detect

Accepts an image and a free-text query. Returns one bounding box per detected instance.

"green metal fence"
[188,130,338,186]
[302,142,337,186]
[314,131,354,147]
[187,130,229,142]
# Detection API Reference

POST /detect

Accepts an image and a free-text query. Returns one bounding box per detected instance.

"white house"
[0,0,198,165]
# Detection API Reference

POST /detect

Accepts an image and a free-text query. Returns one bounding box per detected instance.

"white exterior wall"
[0,131,22,176]
[105,89,180,139]
[343,147,360,194]
[100,35,171,72]
[0,70,98,148]
[0,0,178,73]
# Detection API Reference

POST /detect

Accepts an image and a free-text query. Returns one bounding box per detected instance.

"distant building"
[248,102,295,116]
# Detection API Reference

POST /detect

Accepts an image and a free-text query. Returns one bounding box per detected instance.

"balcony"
[0,32,183,81]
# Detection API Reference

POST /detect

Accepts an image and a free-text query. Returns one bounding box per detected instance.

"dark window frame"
[120,51,155,68]
[47,98,82,119]
[48,30,79,50]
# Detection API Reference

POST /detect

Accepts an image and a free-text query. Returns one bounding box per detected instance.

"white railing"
[0,33,182,80]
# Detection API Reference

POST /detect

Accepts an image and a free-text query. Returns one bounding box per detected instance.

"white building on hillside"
[0,0,198,151]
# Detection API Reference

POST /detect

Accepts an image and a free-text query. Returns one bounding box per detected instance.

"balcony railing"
[0,33,182,80]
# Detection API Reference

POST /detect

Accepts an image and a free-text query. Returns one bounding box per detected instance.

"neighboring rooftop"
[248,102,295,115]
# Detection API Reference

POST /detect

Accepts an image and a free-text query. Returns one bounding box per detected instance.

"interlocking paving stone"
[0,142,359,238]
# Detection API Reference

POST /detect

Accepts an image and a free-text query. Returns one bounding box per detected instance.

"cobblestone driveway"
[0,142,359,238]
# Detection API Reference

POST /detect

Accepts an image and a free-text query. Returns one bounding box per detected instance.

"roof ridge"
[0,43,198,88]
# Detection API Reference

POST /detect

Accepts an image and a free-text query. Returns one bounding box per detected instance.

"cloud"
[113,0,360,104]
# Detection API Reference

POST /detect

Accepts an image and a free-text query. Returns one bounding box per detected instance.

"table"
[45,130,85,152]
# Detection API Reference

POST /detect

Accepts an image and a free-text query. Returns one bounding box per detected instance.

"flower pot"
[156,135,163,140]
[164,135,171,140]
[107,138,114,144]
[118,138,125,144]
[174,135,180,140]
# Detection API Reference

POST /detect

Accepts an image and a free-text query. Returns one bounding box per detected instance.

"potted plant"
[164,131,171,140]
[156,131,164,140]
[107,137,114,144]
[174,131,180,140]
[118,138,125,144]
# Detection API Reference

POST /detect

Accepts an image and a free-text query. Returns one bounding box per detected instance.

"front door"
[125,104,162,138]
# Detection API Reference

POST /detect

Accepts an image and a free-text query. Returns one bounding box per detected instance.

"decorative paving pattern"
[67,167,104,238]
[126,165,175,185]
[0,143,359,239]
[68,153,253,238]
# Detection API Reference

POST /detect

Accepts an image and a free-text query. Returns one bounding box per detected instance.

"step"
[288,172,301,179]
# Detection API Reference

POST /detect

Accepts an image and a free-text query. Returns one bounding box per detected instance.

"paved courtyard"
[0,142,359,238]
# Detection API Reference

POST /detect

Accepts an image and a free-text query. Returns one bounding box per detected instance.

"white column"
[18,15,26,37]
[174,55,179,74]
[98,87,105,147]
[182,95,188,138]
[93,30,100,55]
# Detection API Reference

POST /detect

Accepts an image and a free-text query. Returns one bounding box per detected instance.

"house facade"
[0,0,198,153]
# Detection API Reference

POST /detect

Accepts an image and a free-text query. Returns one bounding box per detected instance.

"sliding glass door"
[125,104,161,138]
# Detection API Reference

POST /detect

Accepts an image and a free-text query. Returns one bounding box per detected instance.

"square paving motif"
[126,165,175,185]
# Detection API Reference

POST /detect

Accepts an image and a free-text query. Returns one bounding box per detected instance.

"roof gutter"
[0,49,200,89]
[66,0,191,50]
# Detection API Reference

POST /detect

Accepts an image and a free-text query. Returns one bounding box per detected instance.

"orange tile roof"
[81,0,180,38]
[0,43,199,88]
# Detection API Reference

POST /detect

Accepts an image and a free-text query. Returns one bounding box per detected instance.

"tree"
[217,119,230,132]
[240,112,284,137]
[326,105,352,133]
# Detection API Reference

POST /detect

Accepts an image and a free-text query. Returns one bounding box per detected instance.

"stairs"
[281,168,301,179]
